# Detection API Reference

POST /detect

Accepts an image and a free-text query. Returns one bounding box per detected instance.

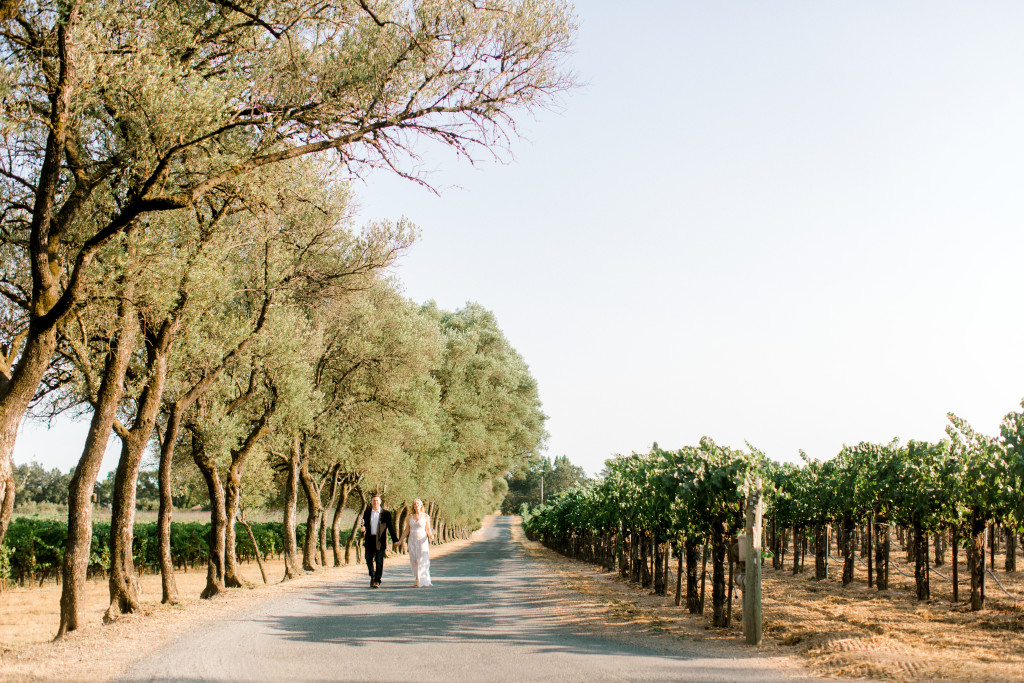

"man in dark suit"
[361,494,399,588]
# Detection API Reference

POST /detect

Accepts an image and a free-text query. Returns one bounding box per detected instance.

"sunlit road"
[124,517,808,682]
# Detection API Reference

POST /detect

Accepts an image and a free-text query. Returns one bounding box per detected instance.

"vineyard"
[0,518,342,590]
[523,408,1024,629]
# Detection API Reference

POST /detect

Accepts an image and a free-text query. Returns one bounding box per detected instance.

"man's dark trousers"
[366,536,386,583]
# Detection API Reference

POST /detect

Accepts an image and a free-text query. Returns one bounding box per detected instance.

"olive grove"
[0,0,573,636]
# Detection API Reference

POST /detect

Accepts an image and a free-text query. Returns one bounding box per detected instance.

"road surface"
[124,517,808,682]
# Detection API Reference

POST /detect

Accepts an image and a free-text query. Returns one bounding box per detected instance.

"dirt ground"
[512,531,1024,683]
[0,556,290,647]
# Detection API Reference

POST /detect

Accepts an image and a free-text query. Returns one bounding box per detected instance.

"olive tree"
[0,0,577,562]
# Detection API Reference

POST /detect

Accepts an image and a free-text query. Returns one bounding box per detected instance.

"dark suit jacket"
[362,508,398,550]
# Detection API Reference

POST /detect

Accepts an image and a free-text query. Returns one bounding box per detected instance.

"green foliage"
[12,462,73,506]
[0,518,332,585]
[502,454,588,513]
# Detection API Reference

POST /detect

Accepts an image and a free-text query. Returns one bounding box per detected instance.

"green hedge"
[0,518,348,586]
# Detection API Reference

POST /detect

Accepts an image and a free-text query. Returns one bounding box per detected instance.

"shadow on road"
[259,519,753,663]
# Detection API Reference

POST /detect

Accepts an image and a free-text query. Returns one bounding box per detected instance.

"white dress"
[408,514,432,587]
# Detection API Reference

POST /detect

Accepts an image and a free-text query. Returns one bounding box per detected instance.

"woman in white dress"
[399,499,436,587]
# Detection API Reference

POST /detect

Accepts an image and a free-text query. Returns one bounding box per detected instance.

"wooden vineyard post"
[743,481,763,645]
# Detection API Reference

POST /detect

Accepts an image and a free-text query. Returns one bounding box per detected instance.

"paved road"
[125,517,808,682]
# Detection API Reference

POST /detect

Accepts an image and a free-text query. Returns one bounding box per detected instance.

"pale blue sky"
[17,1,1024,477]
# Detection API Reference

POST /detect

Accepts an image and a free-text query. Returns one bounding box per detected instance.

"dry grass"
[511,528,1024,683]
[763,554,1024,682]
[0,557,288,647]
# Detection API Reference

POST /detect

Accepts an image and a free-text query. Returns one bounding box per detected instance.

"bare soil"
[512,531,1024,683]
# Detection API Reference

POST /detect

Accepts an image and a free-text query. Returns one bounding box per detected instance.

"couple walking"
[361,496,436,588]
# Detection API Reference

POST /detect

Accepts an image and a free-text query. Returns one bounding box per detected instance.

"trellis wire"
[825,552,1022,600]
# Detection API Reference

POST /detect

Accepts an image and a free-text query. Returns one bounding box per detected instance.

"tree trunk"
[727,546,734,625]
[867,516,874,588]
[106,316,177,620]
[155,296,272,602]
[619,528,629,579]
[192,435,227,599]
[934,530,945,567]
[320,465,342,566]
[913,522,929,600]
[629,530,641,583]
[674,545,683,606]
[685,539,701,613]
[639,531,651,588]
[969,513,987,611]
[952,526,960,603]
[814,524,827,580]
[699,544,708,614]
[653,536,667,594]
[875,516,889,591]
[157,405,183,605]
[842,518,855,586]
[0,329,59,549]
[223,403,274,588]
[792,527,802,575]
[711,517,728,627]
[1005,528,1017,572]
[298,443,323,572]
[345,494,366,565]
[104,436,145,620]
[331,478,353,567]
[57,289,137,636]
[771,518,782,570]
[0,5,79,552]
[282,435,302,580]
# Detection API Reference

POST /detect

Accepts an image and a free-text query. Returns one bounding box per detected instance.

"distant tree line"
[13,463,163,509]
[502,455,589,514]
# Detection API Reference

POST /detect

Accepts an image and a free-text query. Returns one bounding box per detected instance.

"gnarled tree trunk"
[345,493,367,565]
[1006,528,1017,572]
[282,435,302,580]
[913,522,930,600]
[157,405,183,605]
[319,465,342,567]
[106,314,178,621]
[969,513,987,611]
[224,399,275,588]
[298,442,323,572]
[331,475,358,566]
[814,524,827,580]
[58,286,138,636]
[0,3,79,554]
[685,538,701,613]
[875,516,890,590]
[711,517,728,627]
[192,433,227,599]
[842,518,855,586]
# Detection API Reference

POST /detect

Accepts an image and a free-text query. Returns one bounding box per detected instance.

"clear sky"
[16,1,1024,478]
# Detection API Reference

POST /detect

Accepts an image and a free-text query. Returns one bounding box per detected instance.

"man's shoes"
[371,580,380,588]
